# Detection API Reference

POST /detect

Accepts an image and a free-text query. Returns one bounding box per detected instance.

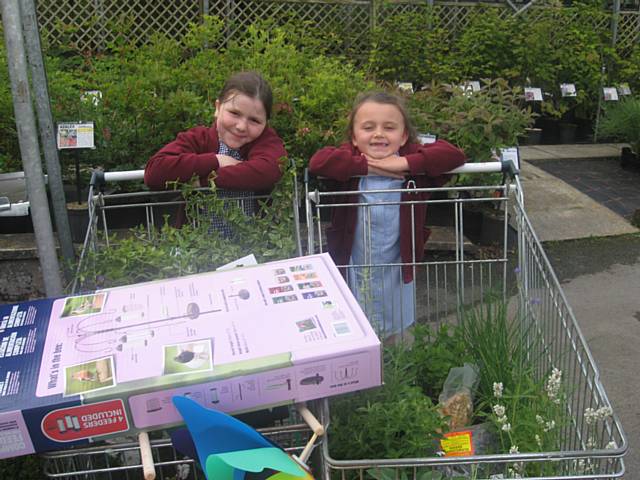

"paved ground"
[518,143,638,242]
[519,143,639,478]
[535,157,640,221]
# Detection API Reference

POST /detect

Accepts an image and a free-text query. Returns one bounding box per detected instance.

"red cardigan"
[144,124,287,191]
[309,140,466,282]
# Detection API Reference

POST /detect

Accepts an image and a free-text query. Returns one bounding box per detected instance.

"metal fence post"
[1,0,64,297]
[370,0,376,32]
[21,0,76,274]
[612,0,621,47]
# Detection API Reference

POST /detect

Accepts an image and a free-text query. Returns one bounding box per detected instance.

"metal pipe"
[1,0,63,296]
[612,0,621,47]
[20,0,76,270]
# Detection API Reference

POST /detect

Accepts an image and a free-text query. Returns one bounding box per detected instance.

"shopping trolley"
[43,165,325,479]
[305,158,628,479]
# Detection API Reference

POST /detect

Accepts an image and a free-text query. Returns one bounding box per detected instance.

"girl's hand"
[217,154,243,168]
[367,155,410,178]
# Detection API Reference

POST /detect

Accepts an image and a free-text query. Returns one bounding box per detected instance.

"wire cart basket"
[42,167,325,479]
[304,158,628,480]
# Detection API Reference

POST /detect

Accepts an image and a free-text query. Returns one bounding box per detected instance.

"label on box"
[440,430,473,456]
[41,399,129,442]
[0,412,35,458]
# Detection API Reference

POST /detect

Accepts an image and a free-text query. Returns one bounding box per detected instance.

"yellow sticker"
[440,430,473,457]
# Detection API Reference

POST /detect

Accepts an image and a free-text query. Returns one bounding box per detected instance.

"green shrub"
[0,26,21,173]
[452,8,519,82]
[76,161,299,290]
[598,96,640,153]
[514,6,613,121]
[37,18,373,177]
[408,78,534,177]
[329,341,447,460]
[368,8,452,88]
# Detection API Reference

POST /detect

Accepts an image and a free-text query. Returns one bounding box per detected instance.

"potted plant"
[597,97,640,168]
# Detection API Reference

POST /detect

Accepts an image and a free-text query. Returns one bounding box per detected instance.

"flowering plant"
[459,296,569,477]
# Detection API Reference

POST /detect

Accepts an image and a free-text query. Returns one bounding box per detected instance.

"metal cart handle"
[88,159,519,187]
[449,159,519,176]
[90,169,145,187]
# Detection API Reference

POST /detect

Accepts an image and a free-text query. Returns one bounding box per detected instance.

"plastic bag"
[438,363,480,430]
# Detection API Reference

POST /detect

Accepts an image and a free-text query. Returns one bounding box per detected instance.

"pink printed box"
[0,253,381,458]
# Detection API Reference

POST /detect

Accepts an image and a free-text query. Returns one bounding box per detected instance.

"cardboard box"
[0,253,381,458]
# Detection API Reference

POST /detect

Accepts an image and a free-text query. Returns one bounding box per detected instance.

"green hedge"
[5,6,628,175]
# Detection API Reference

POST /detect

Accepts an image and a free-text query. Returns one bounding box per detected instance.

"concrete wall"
[0,234,46,303]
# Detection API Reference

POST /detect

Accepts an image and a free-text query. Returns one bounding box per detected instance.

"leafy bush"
[598,96,640,153]
[452,8,519,82]
[408,79,534,175]
[368,8,452,88]
[0,26,22,172]
[76,161,298,289]
[329,341,447,460]
[39,18,372,178]
[514,6,613,121]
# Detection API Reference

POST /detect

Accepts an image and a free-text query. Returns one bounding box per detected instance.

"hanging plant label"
[524,87,543,102]
[617,83,632,96]
[499,146,520,170]
[458,81,481,96]
[560,83,577,97]
[417,133,437,145]
[57,122,95,149]
[396,82,414,94]
[603,87,619,101]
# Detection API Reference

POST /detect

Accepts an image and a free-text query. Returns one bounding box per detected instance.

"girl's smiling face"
[351,101,408,159]
[215,92,267,149]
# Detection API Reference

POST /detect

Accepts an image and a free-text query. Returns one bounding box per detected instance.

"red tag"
[41,399,129,442]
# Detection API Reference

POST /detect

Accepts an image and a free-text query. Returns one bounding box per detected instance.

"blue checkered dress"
[201,141,258,237]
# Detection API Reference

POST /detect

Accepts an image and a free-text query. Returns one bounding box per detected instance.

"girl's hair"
[218,71,274,120]
[346,91,417,145]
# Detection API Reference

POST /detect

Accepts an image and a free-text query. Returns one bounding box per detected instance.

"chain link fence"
[31,0,640,58]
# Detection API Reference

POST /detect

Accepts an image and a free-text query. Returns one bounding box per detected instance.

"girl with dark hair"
[144,71,287,235]
[310,91,466,338]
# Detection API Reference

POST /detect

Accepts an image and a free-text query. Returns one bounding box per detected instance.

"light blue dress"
[347,175,416,337]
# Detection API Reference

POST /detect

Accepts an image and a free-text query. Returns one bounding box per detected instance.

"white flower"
[597,406,613,419]
[535,434,542,448]
[493,382,504,398]
[545,367,562,402]
[509,445,519,454]
[606,441,618,450]
[584,406,613,425]
[502,423,512,432]
[493,404,506,417]
[584,407,598,425]
[586,436,596,449]
[497,415,508,424]
[536,414,545,425]
[544,420,556,432]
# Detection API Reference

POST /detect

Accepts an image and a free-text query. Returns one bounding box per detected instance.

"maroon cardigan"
[144,123,287,191]
[309,140,466,282]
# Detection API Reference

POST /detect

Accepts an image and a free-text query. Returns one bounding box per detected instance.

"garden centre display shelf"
[42,158,626,479]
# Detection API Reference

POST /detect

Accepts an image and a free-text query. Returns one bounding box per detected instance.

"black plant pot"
[539,118,560,144]
[559,123,578,144]
[519,128,543,146]
[620,147,638,169]
[462,205,517,247]
[67,203,89,243]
